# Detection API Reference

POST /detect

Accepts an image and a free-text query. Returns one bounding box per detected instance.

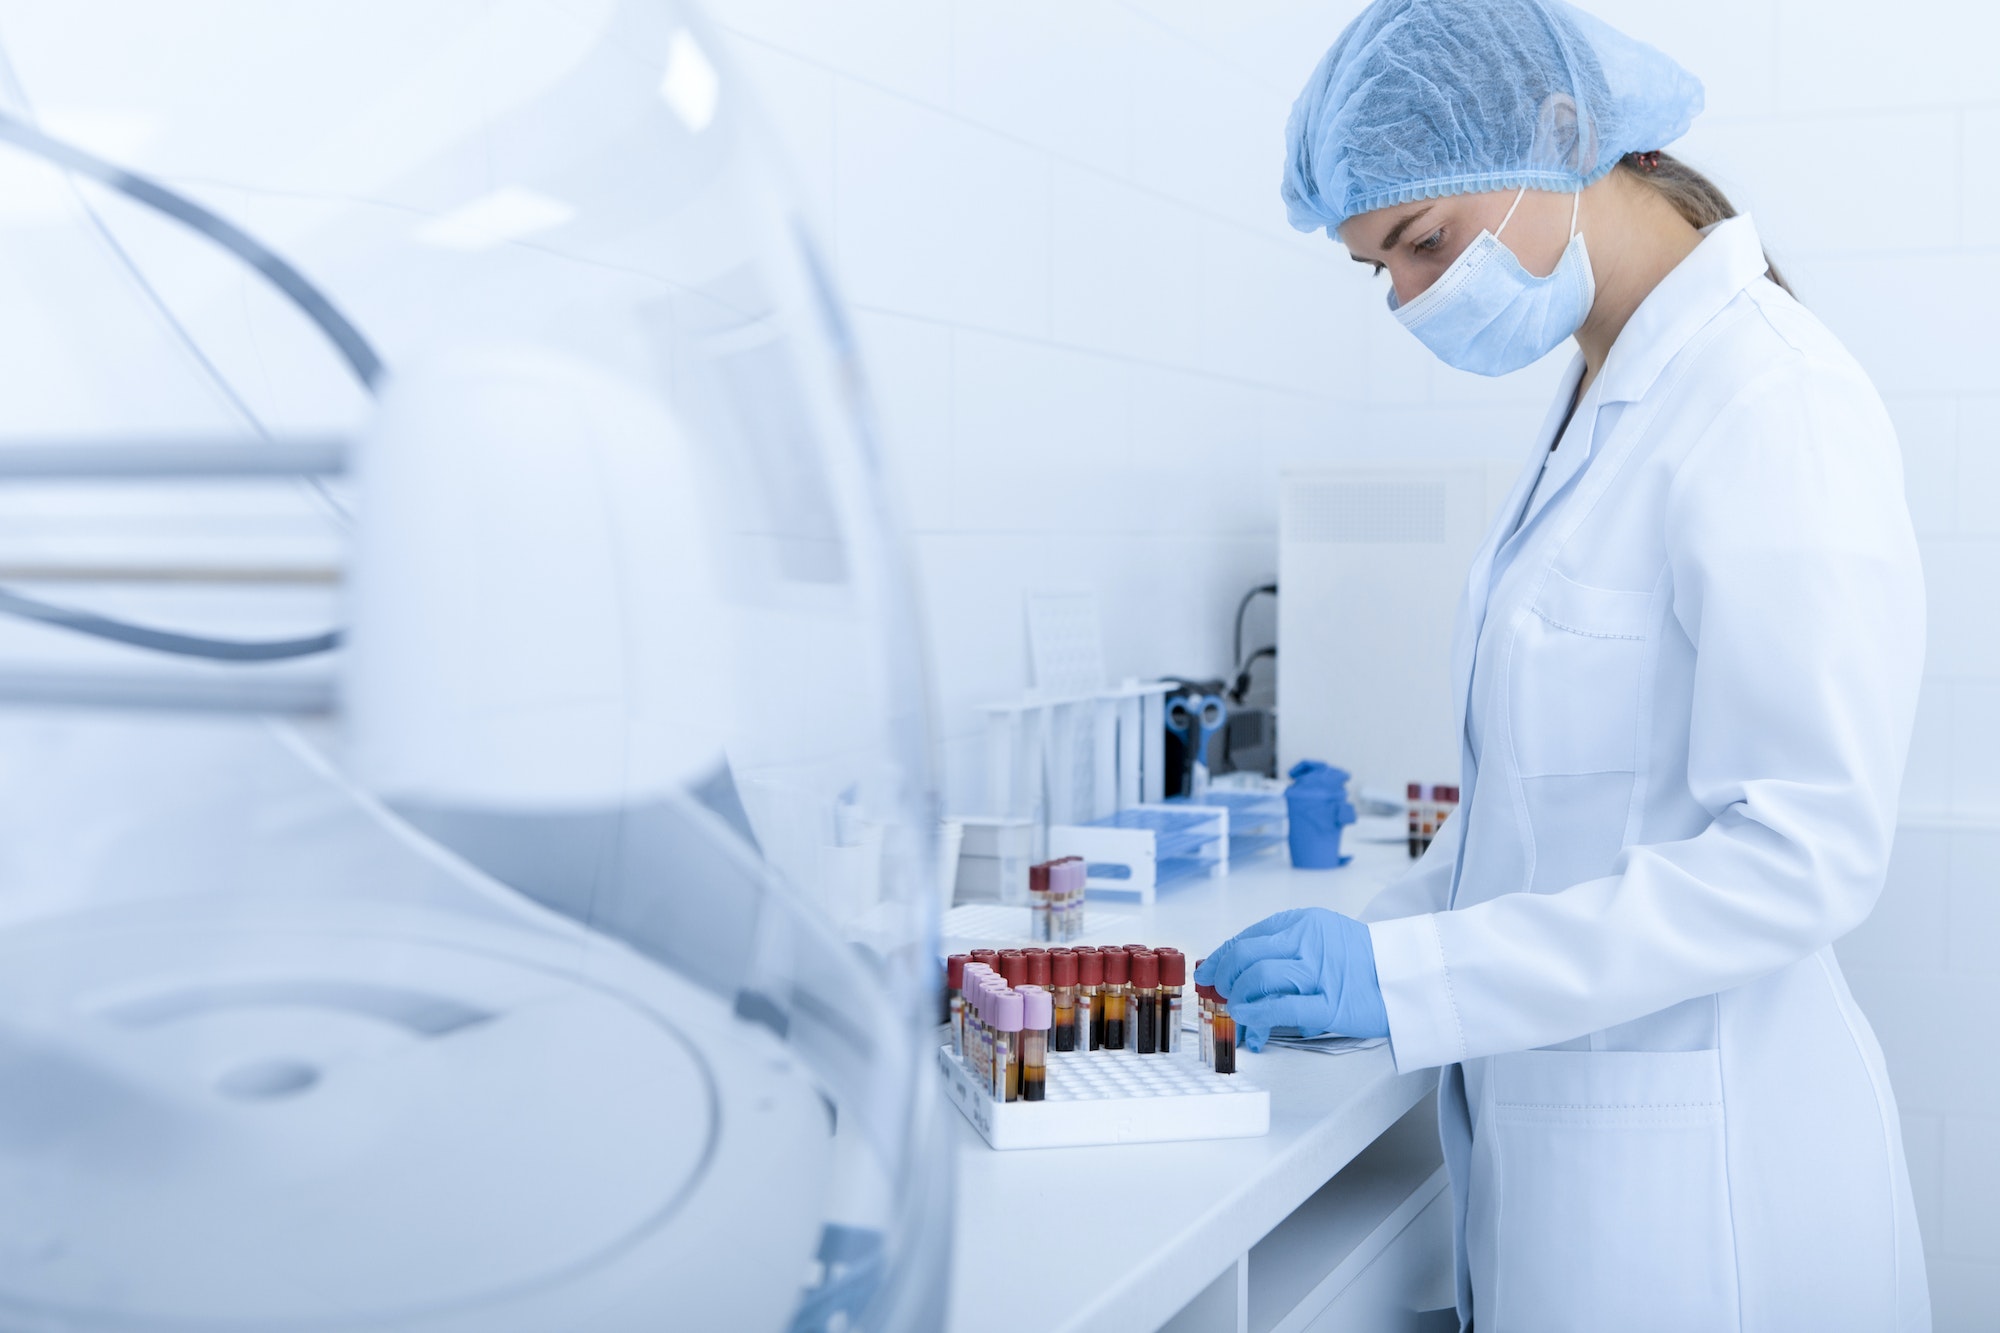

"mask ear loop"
[1494,186,1583,244]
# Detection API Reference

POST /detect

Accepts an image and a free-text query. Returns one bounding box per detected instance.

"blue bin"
[1285,760,1356,869]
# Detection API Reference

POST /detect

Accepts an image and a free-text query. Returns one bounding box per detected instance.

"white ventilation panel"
[1278,463,1519,795]
[1282,478,1450,545]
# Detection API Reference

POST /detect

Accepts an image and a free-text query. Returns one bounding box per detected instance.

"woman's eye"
[1369,261,1386,276]
[1414,227,1445,254]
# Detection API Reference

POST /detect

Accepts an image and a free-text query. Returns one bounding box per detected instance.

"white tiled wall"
[710,0,1366,809]
[716,0,2000,1317]
[1671,1,2000,1321]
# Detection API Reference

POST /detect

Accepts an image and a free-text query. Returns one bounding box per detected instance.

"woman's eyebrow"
[1378,204,1435,252]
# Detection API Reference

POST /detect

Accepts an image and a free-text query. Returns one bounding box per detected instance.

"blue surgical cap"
[1282,0,1704,238]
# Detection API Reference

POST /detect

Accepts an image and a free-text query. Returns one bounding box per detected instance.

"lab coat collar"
[1510,353,1594,534]
[1446,371,1572,840]
[1592,215,1771,406]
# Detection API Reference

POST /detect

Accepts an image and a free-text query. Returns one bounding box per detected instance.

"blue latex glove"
[1194,908,1387,1052]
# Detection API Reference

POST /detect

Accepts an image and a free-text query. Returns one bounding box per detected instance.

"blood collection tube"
[1077,948,1103,1050]
[991,988,1024,1102]
[1044,860,1062,943]
[1026,950,1052,989]
[980,975,1007,1086]
[963,962,994,1056]
[1212,991,1237,1075]
[1018,986,1051,1102]
[1050,950,1080,1052]
[969,981,992,1091]
[1056,856,1072,940]
[999,950,1028,989]
[970,948,999,972]
[1028,861,1053,943]
[1438,785,1459,836]
[1157,949,1186,1055]
[1101,948,1130,1052]
[1196,979,1214,1067]
[1124,948,1149,1051]
[983,980,1009,1093]
[1062,857,1086,942]
[947,954,969,1056]
[1131,951,1160,1055]
[1407,783,1422,857]
[962,981,984,1081]
[1047,859,1066,942]
[967,977,992,1086]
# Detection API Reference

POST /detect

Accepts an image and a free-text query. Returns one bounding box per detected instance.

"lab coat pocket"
[1510,571,1652,778]
[1487,1048,1739,1333]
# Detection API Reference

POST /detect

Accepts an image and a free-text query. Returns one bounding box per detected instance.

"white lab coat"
[1363,216,1931,1332]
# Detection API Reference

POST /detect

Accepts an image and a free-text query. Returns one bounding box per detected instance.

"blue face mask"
[1387,189,1594,377]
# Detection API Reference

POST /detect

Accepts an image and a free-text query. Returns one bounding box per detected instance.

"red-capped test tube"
[1436,784,1460,837]
[998,951,1028,989]
[1132,951,1161,1055]
[1050,951,1079,1052]
[1101,948,1131,1051]
[1078,948,1104,1050]
[1040,860,1056,944]
[1125,947,1152,1050]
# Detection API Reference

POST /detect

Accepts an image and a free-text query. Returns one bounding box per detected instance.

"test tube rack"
[1048,803,1230,906]
[938,1045,1269,1151]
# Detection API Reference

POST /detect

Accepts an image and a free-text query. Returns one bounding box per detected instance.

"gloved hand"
[1195,907,1387,1052]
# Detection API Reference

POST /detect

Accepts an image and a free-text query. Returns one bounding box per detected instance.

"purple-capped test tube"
[1018,985,1052,1102]
[989,988,1024,1102]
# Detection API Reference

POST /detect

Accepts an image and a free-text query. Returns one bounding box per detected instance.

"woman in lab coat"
[1194,2,1931,1329]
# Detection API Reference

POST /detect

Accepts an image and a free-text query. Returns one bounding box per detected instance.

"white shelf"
[1248,1094,1449,1333]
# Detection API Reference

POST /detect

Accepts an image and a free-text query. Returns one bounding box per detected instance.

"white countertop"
[943,816,1440,1333]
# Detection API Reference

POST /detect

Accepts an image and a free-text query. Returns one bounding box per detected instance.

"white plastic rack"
[938,1043,1269,1151]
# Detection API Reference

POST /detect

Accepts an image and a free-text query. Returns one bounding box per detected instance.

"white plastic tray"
[938,1044,1268,1150]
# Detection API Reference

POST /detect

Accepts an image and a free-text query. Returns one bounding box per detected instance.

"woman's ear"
[1532,92,1598,174]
